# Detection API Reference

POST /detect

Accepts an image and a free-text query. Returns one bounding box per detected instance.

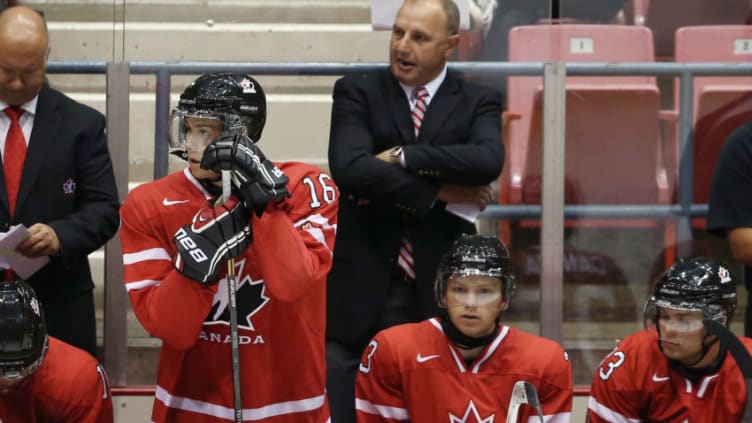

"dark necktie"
[4,106,27,217]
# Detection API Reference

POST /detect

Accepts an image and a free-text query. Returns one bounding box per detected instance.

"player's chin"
[191,166,221,183]
[456,319,491,337]
[659,341,683,357]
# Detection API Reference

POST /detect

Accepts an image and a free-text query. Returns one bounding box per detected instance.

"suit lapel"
[417,71,461,145]
[386,71,414,144]
[15,85,60,215]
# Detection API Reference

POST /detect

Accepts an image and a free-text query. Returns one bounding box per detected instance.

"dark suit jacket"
[326,68,504,345]
[2,84,119,310]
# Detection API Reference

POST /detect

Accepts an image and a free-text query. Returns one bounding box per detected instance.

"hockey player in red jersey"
[355,234,572,422]
[0,280,113,422]
[119,73,338,422]
[588,257,752,422]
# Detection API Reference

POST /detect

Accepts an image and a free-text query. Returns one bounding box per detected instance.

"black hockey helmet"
[644,257,737,327]
[434,234,515,307]
[169,72,267,153]
[0,280,47,384]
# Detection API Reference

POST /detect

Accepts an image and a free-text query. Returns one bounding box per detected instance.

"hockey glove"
[173,197,252,284]
[200,131,266,174]
[201,132,290,216]
[230,166,290,217]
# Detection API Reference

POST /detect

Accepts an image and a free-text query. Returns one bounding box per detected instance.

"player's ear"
[444,33,460,59]
[499,296,509,312]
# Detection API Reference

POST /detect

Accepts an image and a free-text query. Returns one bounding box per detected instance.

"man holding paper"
[0,6,119,358]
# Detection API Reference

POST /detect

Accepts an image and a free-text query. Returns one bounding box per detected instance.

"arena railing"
[46,60,752,386]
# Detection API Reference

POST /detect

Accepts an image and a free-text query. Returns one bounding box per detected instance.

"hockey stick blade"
[703,319,752,423]
[506,381,544,423]
[523,382,545,423]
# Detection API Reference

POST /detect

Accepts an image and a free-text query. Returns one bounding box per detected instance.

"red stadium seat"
[671,26,752,227]
[502,24,674,265]
[633,0,749,58]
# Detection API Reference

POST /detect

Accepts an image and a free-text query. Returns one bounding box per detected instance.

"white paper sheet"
[445,203,481,223]
[0,225,49,279]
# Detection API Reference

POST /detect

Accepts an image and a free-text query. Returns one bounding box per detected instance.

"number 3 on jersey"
[359,340,379,374]
[598,348,626,381]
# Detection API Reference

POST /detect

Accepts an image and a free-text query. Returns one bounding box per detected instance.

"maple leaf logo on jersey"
[205,258,269,330]
[449,401,495,423]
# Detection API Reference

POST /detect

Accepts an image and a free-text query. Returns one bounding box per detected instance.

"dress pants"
[43,290,97,358]
[326,271,422,423]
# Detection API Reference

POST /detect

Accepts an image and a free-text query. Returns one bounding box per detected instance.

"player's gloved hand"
[229,168,290,217]
[201,132,290,217]
[201,131,267,174]
[173,197,252,284]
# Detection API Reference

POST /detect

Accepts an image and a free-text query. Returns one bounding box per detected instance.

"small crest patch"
[240,78,256,94]
[719,266,732,283]
[62,178,76,195]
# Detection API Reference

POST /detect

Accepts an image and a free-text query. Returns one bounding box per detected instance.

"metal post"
[154,69,171,180]
[103,61,130,386]
[540,62,566,342]
[676,69,695,258]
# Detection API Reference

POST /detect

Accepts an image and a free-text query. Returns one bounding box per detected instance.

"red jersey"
[0,337,113,422]
[120,163,338,422]
[355,318,572,423]
[588,329,752,422]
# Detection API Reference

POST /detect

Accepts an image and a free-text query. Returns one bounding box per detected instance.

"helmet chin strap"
[662,331,725,383]
[438,309,500,350]
[682,335,716,367]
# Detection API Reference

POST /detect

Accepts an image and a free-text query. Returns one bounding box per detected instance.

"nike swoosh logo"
[416,353,440,363]
[163,198,190,206]
[652,373,670,382]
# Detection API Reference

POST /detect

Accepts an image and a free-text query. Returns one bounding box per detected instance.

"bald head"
[390,0,460,86]
[0,6,48,105]
[402,0,460,36]
[0,6,48,53]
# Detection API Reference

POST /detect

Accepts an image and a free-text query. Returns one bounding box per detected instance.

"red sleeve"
[355,334,409,423]
[76,363,114,423]
[52,349,114,423]
[250,164,338,301]
[120,193,218,351]
[587,342,644,422]
[535,346,574,422]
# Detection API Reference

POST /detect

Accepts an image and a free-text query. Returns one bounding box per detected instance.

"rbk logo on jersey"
[205,258,269,330]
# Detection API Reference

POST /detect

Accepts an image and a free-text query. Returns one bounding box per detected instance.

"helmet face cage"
[435,235,515,308]
[168,73,267,153]
[0,281,48,386]
[643,257,737,331]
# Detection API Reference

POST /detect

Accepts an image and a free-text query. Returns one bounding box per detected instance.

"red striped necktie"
[397,86,429,280]
[411,86,429,140]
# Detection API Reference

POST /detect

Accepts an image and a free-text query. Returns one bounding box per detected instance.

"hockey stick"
[703,319,752,423]
[222,169,243,423]
[505,381,544,423]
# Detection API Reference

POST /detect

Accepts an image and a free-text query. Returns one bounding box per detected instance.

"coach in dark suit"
[0,6,119,357]
[325,0,504,421]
